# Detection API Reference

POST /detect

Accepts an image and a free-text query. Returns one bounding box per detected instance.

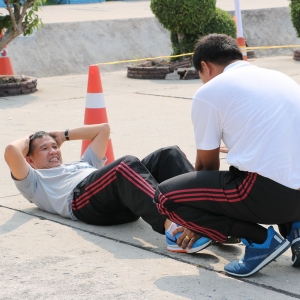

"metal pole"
[234,0,244,38]
[234,0,247,60]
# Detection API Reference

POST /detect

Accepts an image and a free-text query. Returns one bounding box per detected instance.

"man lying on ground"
[154,34,300,277]
[4,124,212,252]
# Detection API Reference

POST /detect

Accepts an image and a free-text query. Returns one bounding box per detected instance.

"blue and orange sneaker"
[224,226,290,277]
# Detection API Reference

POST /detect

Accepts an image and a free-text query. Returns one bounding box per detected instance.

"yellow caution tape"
[97,53,193,65]
[96,45,300,66]
[246,45,300,50]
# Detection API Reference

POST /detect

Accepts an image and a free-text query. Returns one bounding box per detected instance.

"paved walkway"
[0,0,299,298]
[0,55,300,299]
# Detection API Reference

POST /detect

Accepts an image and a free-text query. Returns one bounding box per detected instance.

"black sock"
[278,223,292,238]
[229,221,268,244]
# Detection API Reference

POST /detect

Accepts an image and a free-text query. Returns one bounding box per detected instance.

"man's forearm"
[50,124,110,146]
[7,136,30,158]
[4,136,30,181]
[50,124,110,160]
[195,148,220,171]
[67,124,109,141]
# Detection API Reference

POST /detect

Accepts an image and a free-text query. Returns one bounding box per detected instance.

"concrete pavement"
[1,0,300,298]
[1,55,300,299]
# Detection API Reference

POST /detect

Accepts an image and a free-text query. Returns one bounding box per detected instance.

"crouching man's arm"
[4,136,30,180]
[50,123,110,160]
[195,148,220,171]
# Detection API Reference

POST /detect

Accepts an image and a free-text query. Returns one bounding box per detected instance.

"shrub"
[150,0,216,35]
[290,0,300,37]
[170,31,197,57]
[202,8,236,38]
[171,8,237,56]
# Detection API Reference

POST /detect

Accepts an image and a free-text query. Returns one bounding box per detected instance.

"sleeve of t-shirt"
[191,97,221,150]
[81,145,107,169]
[13,167,37,203]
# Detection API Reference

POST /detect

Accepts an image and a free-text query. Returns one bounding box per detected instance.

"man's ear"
[201,61,209,74]
[25,156,34,167]
[201,61,215,76]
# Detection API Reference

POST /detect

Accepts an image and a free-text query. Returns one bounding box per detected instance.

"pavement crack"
[135,92,192,100]
[0,193,20,199]
[44,97,85,103]
[0,203,299,298]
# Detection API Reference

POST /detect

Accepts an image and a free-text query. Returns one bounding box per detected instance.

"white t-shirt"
[192,60,300,189]
[13,146,107,219]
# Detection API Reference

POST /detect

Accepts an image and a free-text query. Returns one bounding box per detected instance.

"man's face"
[26,136,62,169]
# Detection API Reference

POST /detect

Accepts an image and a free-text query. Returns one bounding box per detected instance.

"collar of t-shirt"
[224,60,251,72]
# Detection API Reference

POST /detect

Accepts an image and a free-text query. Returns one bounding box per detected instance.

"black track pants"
[71,146,194,234]
[154,166,300,241]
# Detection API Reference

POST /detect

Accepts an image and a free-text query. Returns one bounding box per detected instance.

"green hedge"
[150,0,216,34]
[290,0,300,37]
[171,8,237,56]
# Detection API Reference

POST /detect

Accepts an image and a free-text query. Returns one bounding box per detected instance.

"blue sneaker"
[224,226,290,277]
[287,221,300,267]
[165,230,211,253]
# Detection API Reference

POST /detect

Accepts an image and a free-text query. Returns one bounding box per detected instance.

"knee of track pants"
[154,187,168,216]
[160,145,182,156]
[120,155,141,164]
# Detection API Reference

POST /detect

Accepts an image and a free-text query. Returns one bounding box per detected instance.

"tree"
[150,0,216,50]
[290,0,300,37]
[150,0,236,57]
[171,8,236,56]
[0,0,44,51]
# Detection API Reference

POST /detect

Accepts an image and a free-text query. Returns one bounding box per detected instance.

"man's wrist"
[64,129,70,141]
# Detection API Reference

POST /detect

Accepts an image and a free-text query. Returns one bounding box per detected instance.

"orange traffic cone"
[81,65,115,164]
[0,32,14,75]
[236,37,247,61]
[232,16,247,61]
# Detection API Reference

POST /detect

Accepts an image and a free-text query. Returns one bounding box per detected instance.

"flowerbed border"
[0,76,37,97]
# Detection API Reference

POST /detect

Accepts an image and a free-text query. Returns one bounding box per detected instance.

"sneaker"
[224,226,290,277]
[287,221,300,267]
[165,230,211,253]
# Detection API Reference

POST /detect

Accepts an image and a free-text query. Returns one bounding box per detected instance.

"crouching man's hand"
[173,226,201,250]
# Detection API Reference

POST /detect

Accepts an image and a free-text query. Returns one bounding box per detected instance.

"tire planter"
[0,76,37,97]
[293,50,300,61]
[177,68,199,80]
[127,66,171,79]
[127,60,199,80]
[246,50,255,59]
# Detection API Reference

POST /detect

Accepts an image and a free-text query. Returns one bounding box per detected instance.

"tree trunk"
[177,32,186,54]
[0,27,23,52]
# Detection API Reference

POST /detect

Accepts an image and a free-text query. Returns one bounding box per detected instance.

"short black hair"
[27,131,53,156]
[193,34,243,72]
